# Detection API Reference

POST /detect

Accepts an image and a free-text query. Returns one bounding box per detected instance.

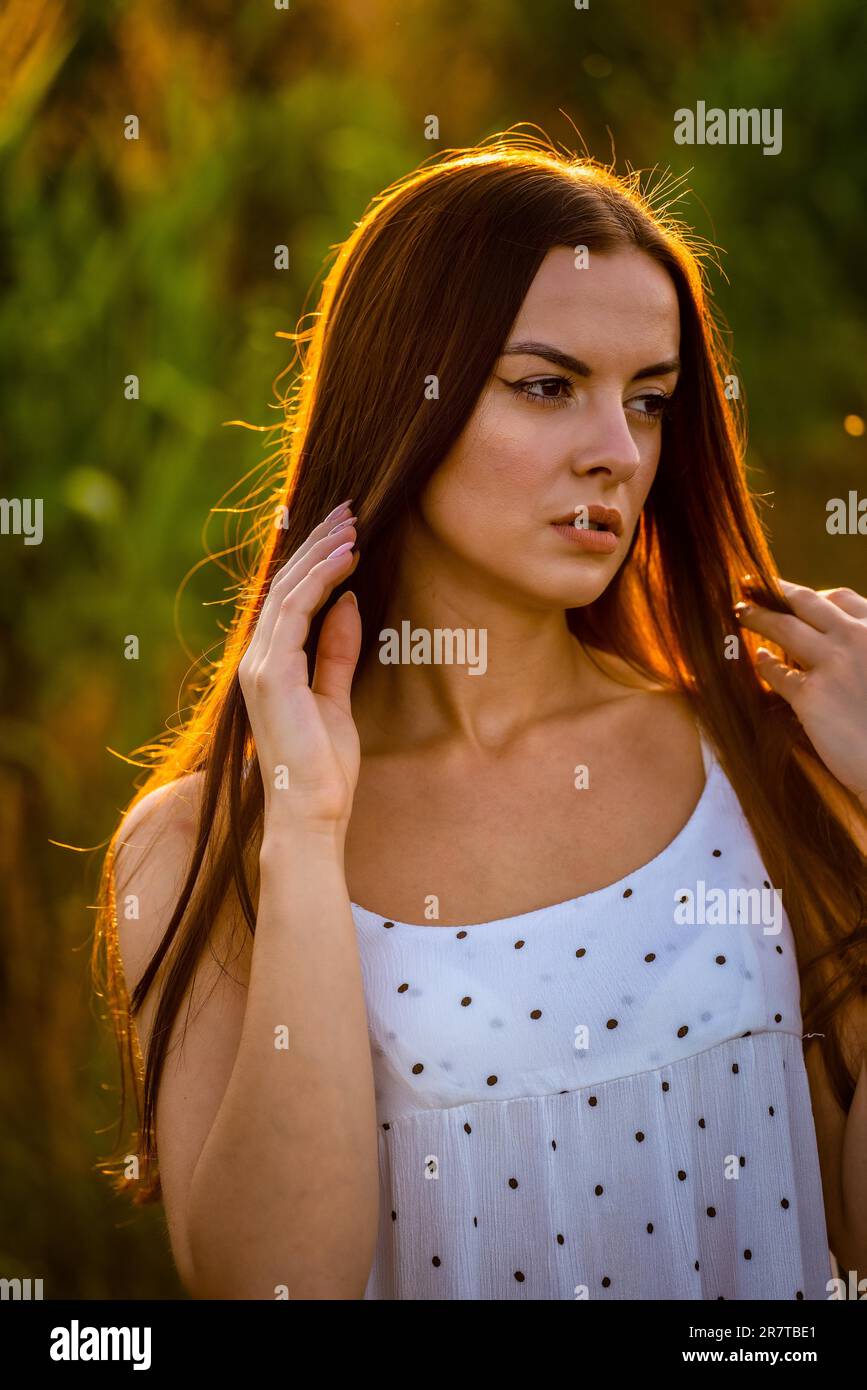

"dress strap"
[697,725,715,779]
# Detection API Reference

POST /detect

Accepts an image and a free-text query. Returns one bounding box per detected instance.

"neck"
[352,539,640,755]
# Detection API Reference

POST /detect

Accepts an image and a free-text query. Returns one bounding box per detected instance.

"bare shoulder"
[113,774,206,998]
[581,648,699,732]
[115,775,203,872]
[583,664,702,769]
[581,644,671,698]
[622,688,705,787]
[113,771,253,1021]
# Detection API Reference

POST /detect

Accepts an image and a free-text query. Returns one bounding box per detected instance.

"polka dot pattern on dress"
[349,728,832,1300]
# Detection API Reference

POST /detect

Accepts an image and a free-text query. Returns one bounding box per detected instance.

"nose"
[567,396,642,482]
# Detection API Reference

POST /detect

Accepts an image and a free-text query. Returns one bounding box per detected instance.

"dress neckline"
[351,726,719,933]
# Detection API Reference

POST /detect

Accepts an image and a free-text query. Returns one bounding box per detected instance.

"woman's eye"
[627,393,673,424]
[510,376,573,407]
[507,377,674,422]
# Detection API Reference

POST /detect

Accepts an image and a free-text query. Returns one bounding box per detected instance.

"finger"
[754,646,808,701]
[272,516,358,597]
[256,520,358,655]
[771,578,856,634]
[311,590,361,711]
[244,502,354,666]
[264,541,360,691]
[815,585,867,620]
[248,517,358,661]
[262,507,355,624]
[271,500,356,583]
[734,599,825,668]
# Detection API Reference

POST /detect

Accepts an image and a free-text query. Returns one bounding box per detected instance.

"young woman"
[94,134,867,1301]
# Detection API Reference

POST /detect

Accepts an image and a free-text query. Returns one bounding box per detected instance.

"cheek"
[425,401,553,523]
[477,417,550,494]
[635,435,663,494]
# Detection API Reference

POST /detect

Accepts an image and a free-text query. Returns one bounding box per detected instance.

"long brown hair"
[92,131,867,1205]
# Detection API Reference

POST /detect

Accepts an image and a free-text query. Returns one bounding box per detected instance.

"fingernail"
[326,497,354,522]
[327,516,357,536]
[328,539,355,559]
[733,602,752,619]
[344,590,358,609]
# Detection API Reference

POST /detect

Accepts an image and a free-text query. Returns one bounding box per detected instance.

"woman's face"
[418,245,681,610]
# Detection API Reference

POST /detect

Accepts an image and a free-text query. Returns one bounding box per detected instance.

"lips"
[550,505,623,536]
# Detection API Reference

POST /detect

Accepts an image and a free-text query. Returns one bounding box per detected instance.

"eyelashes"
[507,375,675,425]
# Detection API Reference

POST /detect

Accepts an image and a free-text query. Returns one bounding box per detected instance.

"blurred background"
[0,0,864,1298]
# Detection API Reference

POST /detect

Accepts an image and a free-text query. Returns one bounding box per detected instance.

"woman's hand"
[238,500,362,834]
[734,577,867,808]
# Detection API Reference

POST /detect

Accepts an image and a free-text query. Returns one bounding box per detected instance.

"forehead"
[509,245,681,360]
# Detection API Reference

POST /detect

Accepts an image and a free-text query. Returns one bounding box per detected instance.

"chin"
[510,573,612,612]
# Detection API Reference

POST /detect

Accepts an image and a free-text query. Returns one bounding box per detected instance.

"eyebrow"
[502,340,681,382]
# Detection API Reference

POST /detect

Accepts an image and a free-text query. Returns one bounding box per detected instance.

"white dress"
[351,730,833,1300]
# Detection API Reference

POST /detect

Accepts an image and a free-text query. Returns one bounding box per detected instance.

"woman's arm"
[737,578,867,1272]
[116,504,377,1298]
[115,785,379,1301]
[805,1005,867,1279]
[795,749,867,1277]
[184,822,379,1300]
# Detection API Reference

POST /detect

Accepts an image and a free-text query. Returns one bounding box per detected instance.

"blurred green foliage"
[0,0,864,1297]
